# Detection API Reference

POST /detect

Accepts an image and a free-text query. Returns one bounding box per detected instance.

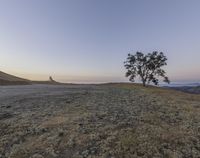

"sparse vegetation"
[0,84,200,157]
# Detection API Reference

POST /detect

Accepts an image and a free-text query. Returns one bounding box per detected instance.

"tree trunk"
[142,80,146,87]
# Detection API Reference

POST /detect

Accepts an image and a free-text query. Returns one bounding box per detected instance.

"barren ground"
[0,84,200,158]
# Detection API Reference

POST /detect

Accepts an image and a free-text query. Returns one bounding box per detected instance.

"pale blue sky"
[0,0,200,83]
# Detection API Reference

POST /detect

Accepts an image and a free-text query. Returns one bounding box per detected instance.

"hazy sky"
[0,0,200,83]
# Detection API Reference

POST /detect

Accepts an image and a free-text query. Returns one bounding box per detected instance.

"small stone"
[58,131,64,137]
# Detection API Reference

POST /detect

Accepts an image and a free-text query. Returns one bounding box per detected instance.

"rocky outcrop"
[49,76,55,82]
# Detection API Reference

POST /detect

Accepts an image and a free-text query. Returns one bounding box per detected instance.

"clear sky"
[0,0,200,83]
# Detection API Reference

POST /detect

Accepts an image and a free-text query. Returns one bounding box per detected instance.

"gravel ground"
[0,84,200,158]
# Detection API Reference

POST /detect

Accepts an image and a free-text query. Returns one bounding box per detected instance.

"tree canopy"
[124,51,170,86]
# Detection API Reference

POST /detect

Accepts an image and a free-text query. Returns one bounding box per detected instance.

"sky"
[0,0,200,83]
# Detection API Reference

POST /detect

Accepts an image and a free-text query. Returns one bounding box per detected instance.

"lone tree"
[124,51,170,86]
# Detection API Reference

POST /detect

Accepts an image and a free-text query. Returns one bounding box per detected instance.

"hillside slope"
[0,71,63,85]
[0,71,30,85]
[0,83,200,157]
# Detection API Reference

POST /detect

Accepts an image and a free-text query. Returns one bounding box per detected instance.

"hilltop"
[0,83,200,157]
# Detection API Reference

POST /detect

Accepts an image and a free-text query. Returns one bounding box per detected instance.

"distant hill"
[0,71,63,86]
[31,76,62,85]
[169,86,200,94]
[0,71,31,85]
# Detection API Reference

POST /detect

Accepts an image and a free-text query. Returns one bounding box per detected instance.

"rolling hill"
[0,71,31,85]
[0,71,63,85]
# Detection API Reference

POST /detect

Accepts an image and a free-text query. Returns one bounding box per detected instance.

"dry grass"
[0,84,200,158]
